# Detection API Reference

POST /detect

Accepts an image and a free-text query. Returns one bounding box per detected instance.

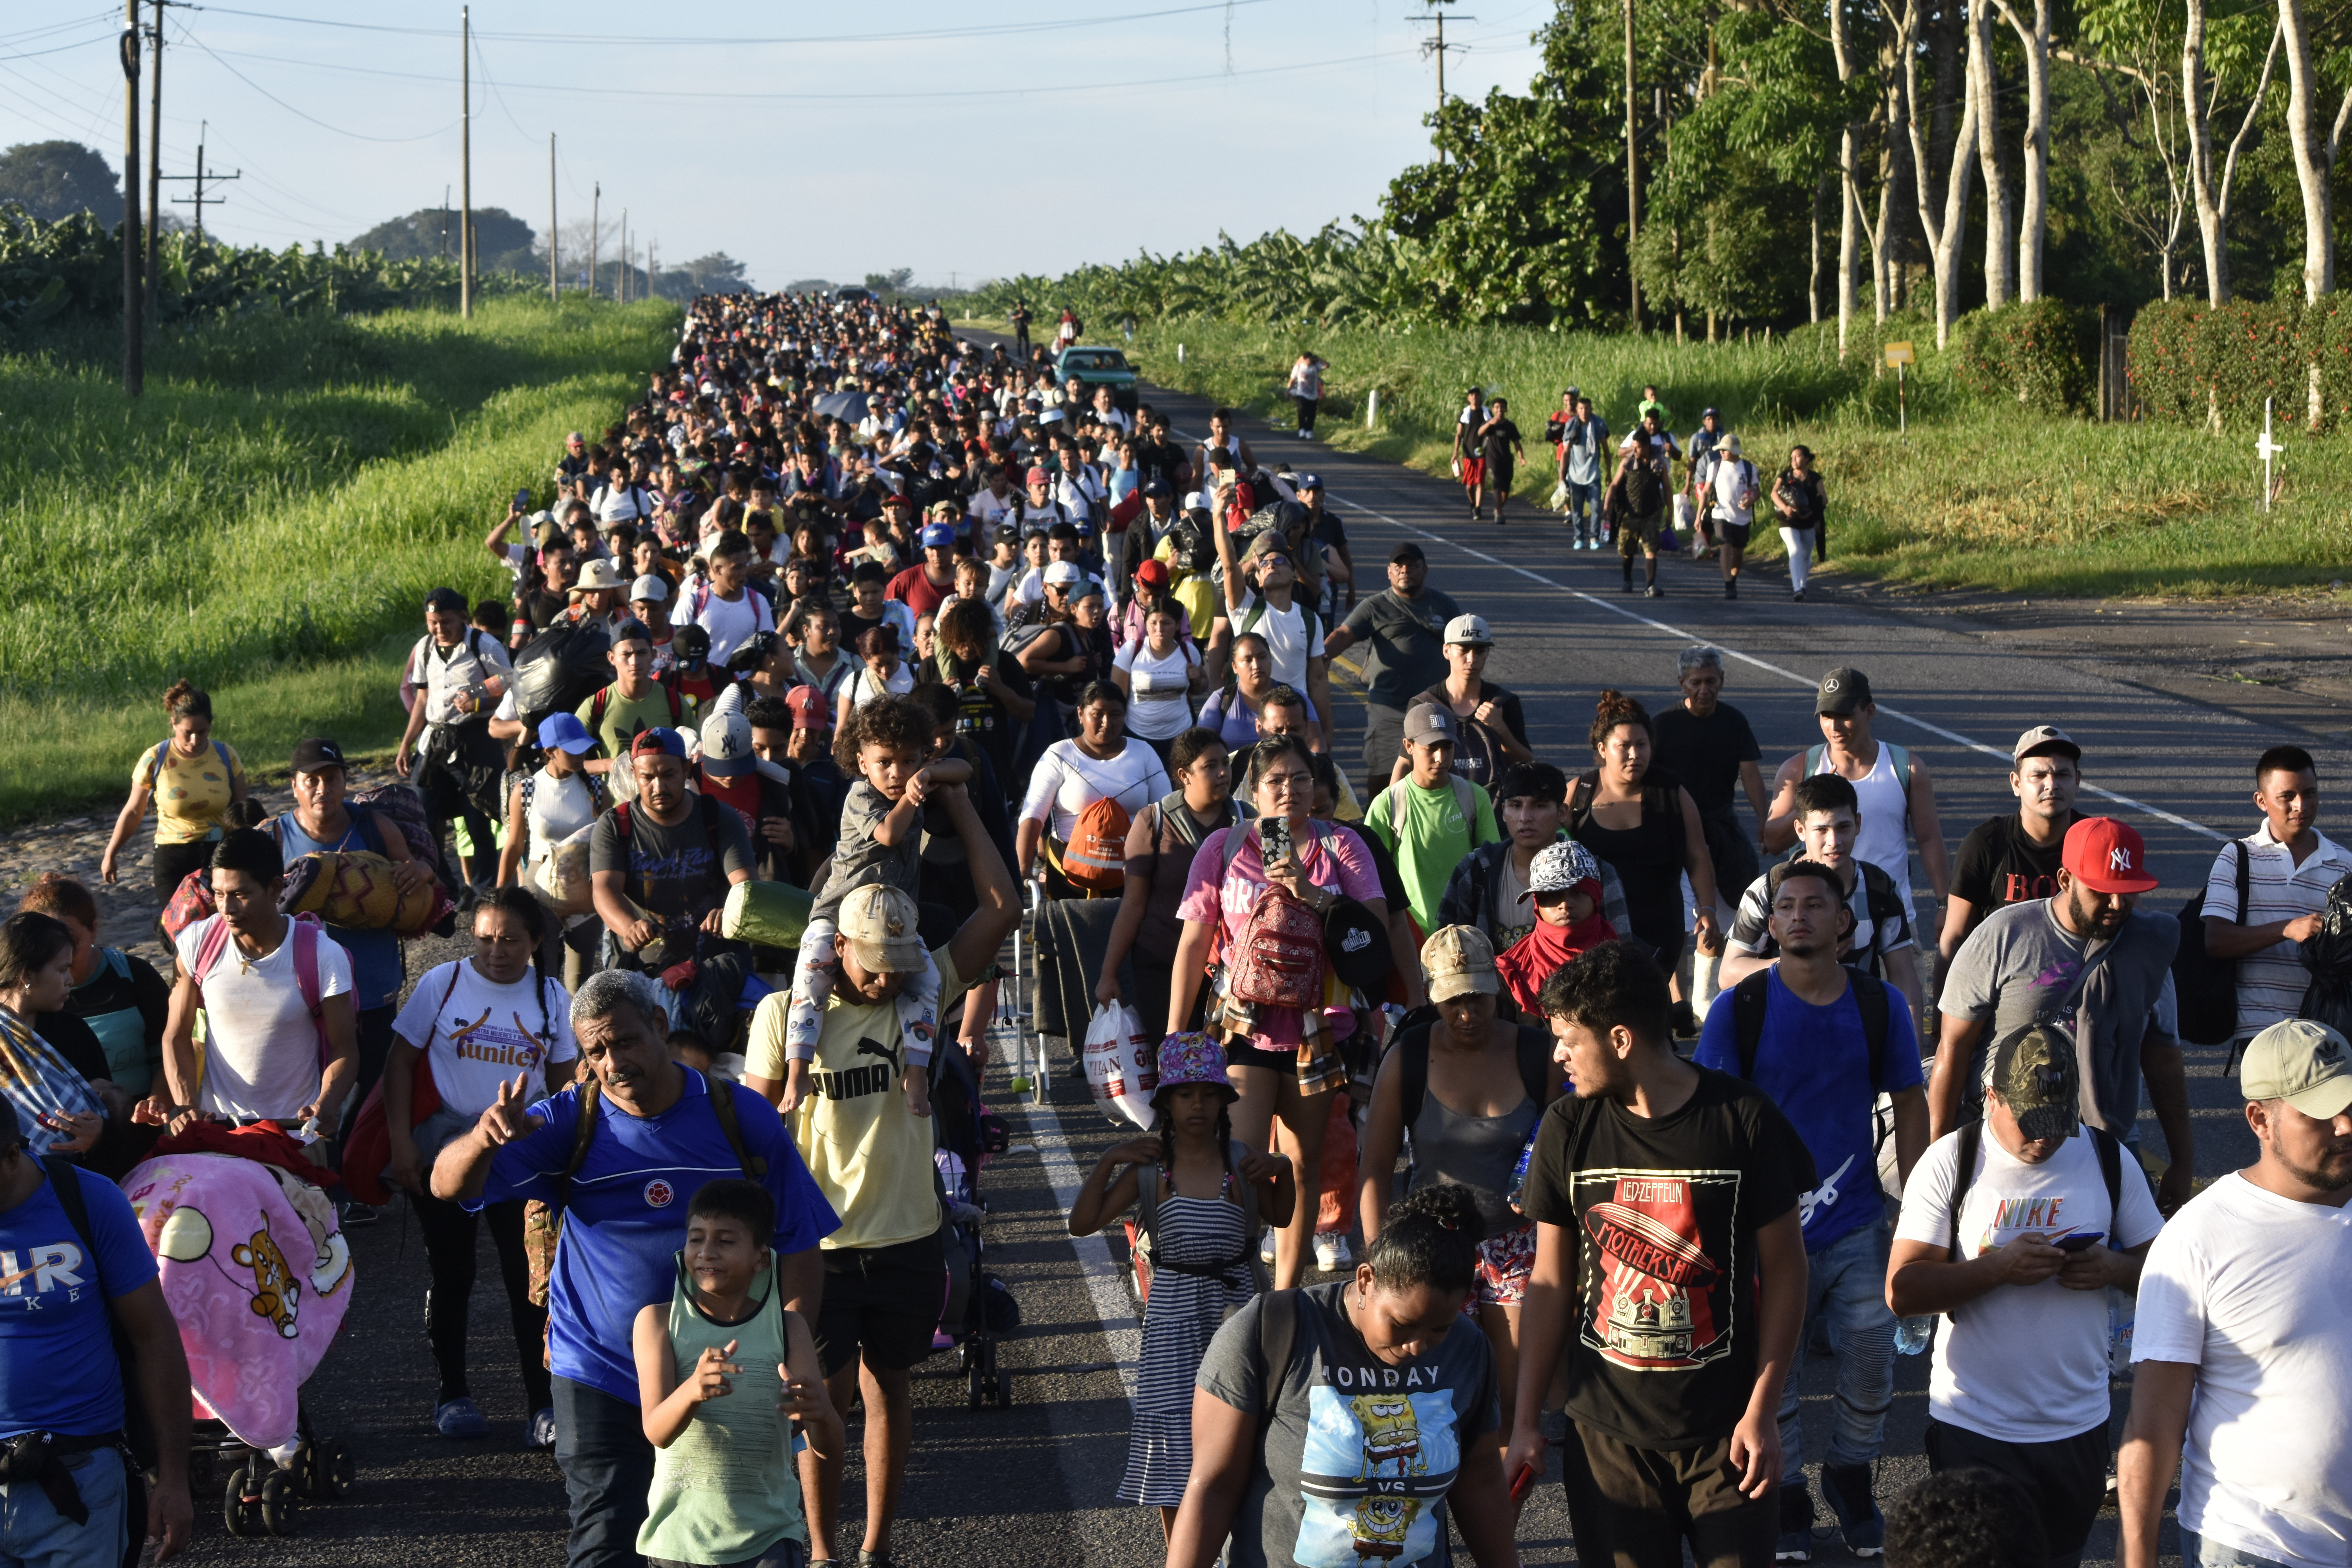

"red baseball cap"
[2062,816,2160,895]
[1135,558,1171,589]
[784,685,829,730]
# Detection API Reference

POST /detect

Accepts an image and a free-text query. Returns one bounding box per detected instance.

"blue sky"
[1,1,1549,289]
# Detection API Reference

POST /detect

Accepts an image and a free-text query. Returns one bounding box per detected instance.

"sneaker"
[1724,580,1738,600]
[1777,1483,1816,1562]
[528,1408,556,1449]
[339,1200,378,1229]
[1644,584,1664,598]
[1821,1464,1886,1558]
[1314,1233,1352,1271]
[1260,1234,1277,1266]
[1792,588,1806,602]
[434,1397,490,1439]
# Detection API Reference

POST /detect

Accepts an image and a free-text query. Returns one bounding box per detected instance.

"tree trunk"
[1903,0,1979,347]
[1625,0,1643,330]
[1875,93,1901,323]
[2277,0,2333,301]
[2187,14,2281,306]
[1973,1,2016,309]
[1832,0,1860,356]
[1810,176,1826,324]
[1996,0,2052,301]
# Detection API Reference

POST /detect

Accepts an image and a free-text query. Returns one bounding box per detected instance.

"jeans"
[2184,1536,2292,1568]
[1563,477,1602,540]
[1778,1221,1896,1479]
[416,1193,550,1412]
[0,1448,127,1568]
[1361,704,1407,804]
[553,1375,658,1568]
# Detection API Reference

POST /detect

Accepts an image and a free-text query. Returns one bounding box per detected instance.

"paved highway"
[176,363,2324,1566]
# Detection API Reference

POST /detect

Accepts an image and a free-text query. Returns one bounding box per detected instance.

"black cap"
[1141,478,1171,498]
[1389,542,1427,564]
[1816,667,1873,716]
[290,737,347,775]
[673,624,710,663]
[423,586,468,615]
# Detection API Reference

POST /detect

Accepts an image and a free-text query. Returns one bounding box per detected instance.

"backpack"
[1566,772,1679,842]
[348,785,444,882]
[1133,1144,1270,1297]
[1232,593,1320,671]
[588,679,684,734]
[2174,840,2251,1047]
[512,620,614,725]
[1044,752,1137,895]
[1937,1120,2124,1326]
[1387,773,1478,845]
[191,912,331,1072]
[1167,512,1216,576]
[1730,968,1893,1089]
[1804,743,1915,810]
[148,738,233,794]
[1219,823,1329,1012]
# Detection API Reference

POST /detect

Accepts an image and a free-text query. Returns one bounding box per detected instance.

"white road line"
[1321,490,2229,844]
[1015,1093,1141,1403]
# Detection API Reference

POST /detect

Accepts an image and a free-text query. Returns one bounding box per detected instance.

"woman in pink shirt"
[1167,734,1386,1287]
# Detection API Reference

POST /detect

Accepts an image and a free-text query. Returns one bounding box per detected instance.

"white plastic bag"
[1673,493,1696,531]
[1082,1003,1160,1128]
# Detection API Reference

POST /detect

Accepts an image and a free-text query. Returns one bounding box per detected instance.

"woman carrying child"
[1066,1032,1295,1542]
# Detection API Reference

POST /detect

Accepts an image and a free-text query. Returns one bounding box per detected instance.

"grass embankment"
[0,295,678,823]
[1001,316,2352,602]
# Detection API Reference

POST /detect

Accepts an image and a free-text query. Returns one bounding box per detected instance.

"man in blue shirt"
[1695,860,1928,1563]
[0,1097,193,1565]
[433,968,837,1568]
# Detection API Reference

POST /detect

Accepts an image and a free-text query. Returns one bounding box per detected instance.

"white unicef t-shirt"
[176,916,354,1121]
[391,959,579,1118]
[2134,1173,2352,1568]
[1895,1127,2163,1443]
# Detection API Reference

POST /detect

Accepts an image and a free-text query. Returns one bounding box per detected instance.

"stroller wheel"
[993,1367,1014,1409]
[301,1437,353,1500]
[259,1470,297,1536]
[223,1466,261,1537]
[966,1364,985,1409]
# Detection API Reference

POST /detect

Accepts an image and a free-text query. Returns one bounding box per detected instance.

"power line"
[178,0,1279,47]
[174,26,456,141]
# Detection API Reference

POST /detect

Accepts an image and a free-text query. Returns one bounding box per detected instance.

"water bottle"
[1894,1315,1935,1357]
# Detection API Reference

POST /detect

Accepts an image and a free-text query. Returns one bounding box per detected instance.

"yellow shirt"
[1154,540,1219,642]
[748,947,967,1252]
[134,739,246,845]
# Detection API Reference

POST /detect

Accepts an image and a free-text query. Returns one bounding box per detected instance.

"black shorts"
[1224,1039,1296,1074]
[1924,1417,2110,1562]
[1718,521,1752,550]
[813,1232,947,1377]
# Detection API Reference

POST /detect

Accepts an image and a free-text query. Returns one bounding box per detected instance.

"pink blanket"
[122,1153,356,1458]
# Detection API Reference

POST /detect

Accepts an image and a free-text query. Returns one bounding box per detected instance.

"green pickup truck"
[1054,345,1139,412]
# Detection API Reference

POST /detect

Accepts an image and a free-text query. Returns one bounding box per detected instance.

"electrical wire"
[175,27,458,142]
[180,0,1278,47]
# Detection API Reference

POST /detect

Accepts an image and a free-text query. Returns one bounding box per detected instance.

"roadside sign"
[1883,341,1915,367]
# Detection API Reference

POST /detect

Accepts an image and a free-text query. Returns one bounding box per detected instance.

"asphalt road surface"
[171,361,2321,1567]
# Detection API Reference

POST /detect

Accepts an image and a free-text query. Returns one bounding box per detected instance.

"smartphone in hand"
[2053,1230,2105,1253]
[1260,816,1293,866]
[513,486,533,512]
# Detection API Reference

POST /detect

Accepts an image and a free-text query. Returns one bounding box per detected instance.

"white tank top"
[526,767,597,864]
[1814,741,1912,899]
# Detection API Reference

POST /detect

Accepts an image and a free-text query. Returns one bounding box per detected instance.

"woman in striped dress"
[1065,1032,1296,1539]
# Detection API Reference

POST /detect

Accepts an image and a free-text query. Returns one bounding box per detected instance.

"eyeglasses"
[1258,771,1311,794]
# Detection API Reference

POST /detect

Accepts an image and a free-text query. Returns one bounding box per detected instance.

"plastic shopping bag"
[1082,1003,1160,1128]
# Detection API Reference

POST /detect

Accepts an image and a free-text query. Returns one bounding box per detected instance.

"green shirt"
[1366,773,1502,933]
[576,683,699,761]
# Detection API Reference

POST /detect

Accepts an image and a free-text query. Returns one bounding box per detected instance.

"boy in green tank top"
[633,1179,843,1568]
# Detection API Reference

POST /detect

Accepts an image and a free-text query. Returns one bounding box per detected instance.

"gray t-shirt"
[1339,588,1462,711]
[1198,1282,1497,1568]
[810,779,918,925]
[1938,898,2180,1135]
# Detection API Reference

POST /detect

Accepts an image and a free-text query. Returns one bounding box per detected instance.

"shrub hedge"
[2126,297,2352,431]
[1954,299,2092,414]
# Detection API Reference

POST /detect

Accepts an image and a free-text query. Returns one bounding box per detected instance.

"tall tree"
[1994,0,2056,299]
[1904,0,1981,343]
[2276,0,2333,299]
[0,141,120,221]
[1973,1,2018,307]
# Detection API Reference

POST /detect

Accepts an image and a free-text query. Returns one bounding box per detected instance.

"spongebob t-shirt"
[1519,1067,1813,1450]
[1197,1282,1497,1568]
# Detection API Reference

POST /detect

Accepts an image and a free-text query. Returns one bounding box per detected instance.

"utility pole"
[1413,1,1472,164]
[548,133,558,301]
[163,122,239,249]
[120,0,142,396]
[620,209,628,303]
[1624,0,1642,332]
[144,0,162,331]
[459,3,473,319]
[440,185,449,260]
[590,181,599,299]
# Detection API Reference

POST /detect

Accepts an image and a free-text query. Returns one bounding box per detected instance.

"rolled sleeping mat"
[722,879,813,951]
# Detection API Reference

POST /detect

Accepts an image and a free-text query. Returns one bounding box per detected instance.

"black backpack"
[1936,1120,2124,1327]
[1623,457,1664,518]
[1729,968,1894,1089]
[1393,1023,1553,1128]
[512,619,615,727]
[2173,840,2250,1047]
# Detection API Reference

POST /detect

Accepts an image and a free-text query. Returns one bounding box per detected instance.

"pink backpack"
[191,913,332,1072]
[1219,824,1327,1013]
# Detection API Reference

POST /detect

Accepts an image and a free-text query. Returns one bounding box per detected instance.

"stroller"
[931,1028,1016,1410]
[120,1143,357,1537]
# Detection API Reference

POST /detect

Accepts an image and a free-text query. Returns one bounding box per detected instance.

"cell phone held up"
[513,486,533,513]
[1259,816,1293,868]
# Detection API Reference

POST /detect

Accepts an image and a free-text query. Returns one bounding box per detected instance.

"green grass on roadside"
[0,295,676,824]
[1006,315,2352,600]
